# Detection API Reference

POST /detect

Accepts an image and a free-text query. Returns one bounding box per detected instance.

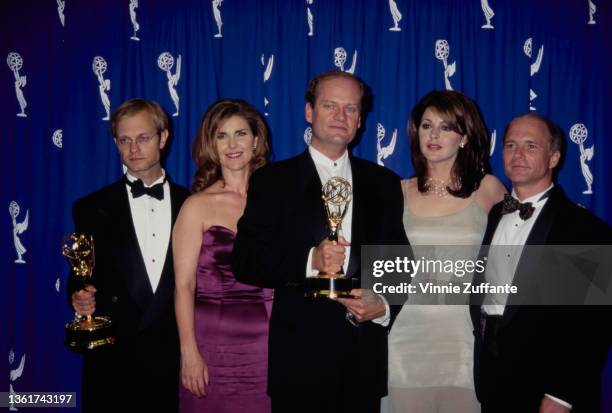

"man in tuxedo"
[69,98,190,412]
[232,71,408,413]
[471,113,611,413]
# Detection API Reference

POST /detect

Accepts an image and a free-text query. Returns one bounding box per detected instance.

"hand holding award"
[62,233,115,351]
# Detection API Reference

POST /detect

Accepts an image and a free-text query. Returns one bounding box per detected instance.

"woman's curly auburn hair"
[191,99,270,192]
[408,90,491,198]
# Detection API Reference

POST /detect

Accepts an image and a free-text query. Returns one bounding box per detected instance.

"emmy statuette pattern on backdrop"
[523,38,544,111]
[8,349,26,412]
[2,2,610,410]
[157,52,181,117]
[92,56,111,121]
[7,52,27,118]
[261,53,274,116]
[129,0,140,41]
[9,201,28,264]
[376,123,397,167]
[435,39,456,91]
[569,123,594,195]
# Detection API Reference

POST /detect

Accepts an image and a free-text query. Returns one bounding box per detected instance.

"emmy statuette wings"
[304,177,356,299]
[62,233,115,351]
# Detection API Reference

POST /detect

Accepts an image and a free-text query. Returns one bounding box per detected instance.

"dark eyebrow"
[524,139,540,144]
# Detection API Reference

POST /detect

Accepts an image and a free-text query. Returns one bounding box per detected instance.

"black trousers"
[479,315,540,413]
[272,394,381,413]
[81,343,179,413]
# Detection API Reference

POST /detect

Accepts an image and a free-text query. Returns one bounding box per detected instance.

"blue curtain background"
[2,1,610,411]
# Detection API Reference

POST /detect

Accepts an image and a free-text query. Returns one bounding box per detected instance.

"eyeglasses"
[116,134,157,146]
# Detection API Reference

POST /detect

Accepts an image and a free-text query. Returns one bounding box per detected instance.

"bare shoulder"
[480,174,506,192]
[401,177,417,196]
[190,181,232,205]
[475,174,507,213]
[191,181,245,231]
[203,182,244,206]
[178,190,216,221]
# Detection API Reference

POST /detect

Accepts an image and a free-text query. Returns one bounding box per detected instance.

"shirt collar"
[308,145,349,170]
[125,169,166,187]
[511,183,554,205]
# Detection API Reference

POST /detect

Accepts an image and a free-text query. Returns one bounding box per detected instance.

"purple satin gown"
[179,225,272,413]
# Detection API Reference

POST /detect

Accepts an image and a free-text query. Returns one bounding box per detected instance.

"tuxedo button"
[111,295,119,303]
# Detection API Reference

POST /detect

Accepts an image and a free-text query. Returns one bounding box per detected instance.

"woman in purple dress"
[173,99,271,413]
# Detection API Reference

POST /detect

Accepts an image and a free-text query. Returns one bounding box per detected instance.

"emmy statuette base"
[65,316,115,352]
[304,276,357,299]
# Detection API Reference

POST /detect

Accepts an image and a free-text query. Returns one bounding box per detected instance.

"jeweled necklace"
[425,177,453,198]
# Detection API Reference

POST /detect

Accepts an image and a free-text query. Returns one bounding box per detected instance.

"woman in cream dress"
[384,91,506,413]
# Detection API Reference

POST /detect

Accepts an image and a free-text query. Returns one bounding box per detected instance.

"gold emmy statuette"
[305,177,356,299]
[62,233,115,351]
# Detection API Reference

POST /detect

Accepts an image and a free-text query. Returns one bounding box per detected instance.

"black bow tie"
[501,188,553,220]
[501,194,535,220]
[125,176,166,200]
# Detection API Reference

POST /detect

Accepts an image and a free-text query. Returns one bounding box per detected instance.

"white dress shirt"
[125,170,171,293]
[306,145,352,276]
[482,183,571,409]
[305,146,389,326]
[482,184,553,316]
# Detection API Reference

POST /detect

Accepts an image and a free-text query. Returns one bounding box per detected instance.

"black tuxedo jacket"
[232,151,408,401]
[67,177,189,413]
[471,185,612,412]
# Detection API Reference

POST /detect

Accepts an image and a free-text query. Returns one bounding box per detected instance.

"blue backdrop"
[2,1,610,411]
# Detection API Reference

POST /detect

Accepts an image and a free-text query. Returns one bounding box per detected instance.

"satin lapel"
[113,181,154,312]
[139,182,185,329]
[524,186,563,246]
[297,151,328,245]
[482,202,503,246]
[346,157,363,277]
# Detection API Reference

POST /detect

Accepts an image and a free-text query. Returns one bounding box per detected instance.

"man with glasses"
[68,98,189,412]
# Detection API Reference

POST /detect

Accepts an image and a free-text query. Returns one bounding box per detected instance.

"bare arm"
[173,196,208,397]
